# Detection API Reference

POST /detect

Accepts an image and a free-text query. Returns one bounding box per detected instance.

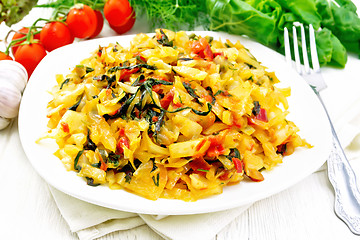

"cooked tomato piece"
[206,136,226,158]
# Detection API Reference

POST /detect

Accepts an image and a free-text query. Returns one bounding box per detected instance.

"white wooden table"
[1,2,360,239]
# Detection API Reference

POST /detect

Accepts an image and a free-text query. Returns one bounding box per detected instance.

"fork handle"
[315,92,360,235]
[327,138,360,235]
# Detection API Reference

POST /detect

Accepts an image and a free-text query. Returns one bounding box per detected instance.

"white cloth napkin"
[50,187,251,240]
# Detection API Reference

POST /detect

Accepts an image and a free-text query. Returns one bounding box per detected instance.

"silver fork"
[284,23,360,235]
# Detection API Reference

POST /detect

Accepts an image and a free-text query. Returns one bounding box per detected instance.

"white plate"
[18,31,332,215]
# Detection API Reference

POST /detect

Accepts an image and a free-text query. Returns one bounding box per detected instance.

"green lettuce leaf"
[275,0,322,29]
[316,0,360,55]
[316,28,347,67]
[334,0,358,13]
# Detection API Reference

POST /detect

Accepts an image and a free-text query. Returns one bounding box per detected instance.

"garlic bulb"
[0,116,11,130]
[0,81,22,118]
[0,60,28,92]
[0,60,28,130]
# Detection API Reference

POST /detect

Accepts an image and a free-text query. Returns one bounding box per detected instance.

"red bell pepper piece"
[254,108,268,122]
[120,68,139,82]
[232,157,243,173]
[116,136,130,154]
[203,44,214,60]
[213,52,224,57]
[134,52,147,63]
[248,108,268,126]
[61,122,69,133]
[160,90,174,109]
[100,159,108,171]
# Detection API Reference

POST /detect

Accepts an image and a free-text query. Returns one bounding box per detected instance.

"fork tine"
[292,26,302,74]
[299,24,310,74]
[309,24,320,72]
[284,27,292,65]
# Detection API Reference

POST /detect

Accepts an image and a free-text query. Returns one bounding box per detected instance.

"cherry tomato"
[104,0,133,27]
[66,4,97,39]
[40,21,74,52]
[11,27,40,55]
[109,10,136,35]
[14,43,47,77]
[0,52,13,60]
[89,10,104,38]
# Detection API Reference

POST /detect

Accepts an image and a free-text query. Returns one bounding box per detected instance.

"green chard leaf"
[74,150,84,172]
[206,0,279,47]
[60,78,70,90]
[69,93,84,111]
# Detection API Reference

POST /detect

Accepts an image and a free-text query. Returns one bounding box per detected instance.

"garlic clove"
[0,81,22,119]
[0,60,28,93]
[0,116,11,130]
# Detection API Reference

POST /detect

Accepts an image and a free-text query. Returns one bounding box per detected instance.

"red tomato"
[66,4,97,38]
[104,0,133,27]
[89,10,104,38]
[11,27,40,55]
[40,21,74,52]
[109,10,136,34]
[0,52,13,60]
[14,43,47,77]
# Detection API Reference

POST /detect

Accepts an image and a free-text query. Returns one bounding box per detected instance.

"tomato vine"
[1,0,136,77]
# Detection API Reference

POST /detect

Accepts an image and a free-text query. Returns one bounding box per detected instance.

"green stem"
[5,29,41,53]
[27,18,49,42]
[51,6,70,20]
